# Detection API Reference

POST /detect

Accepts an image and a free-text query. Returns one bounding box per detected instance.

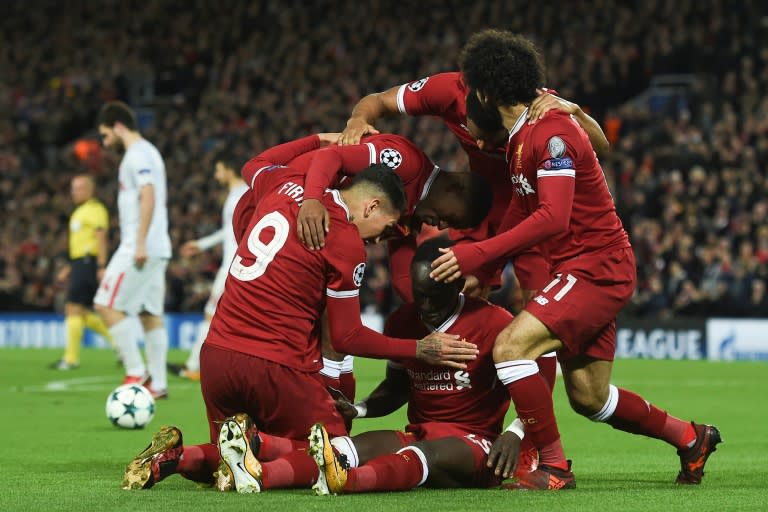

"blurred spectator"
[2,0,768,319]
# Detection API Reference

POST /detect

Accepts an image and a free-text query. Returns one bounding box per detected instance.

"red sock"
[318,373,341,394]
[345,449,424,492]
[535,355,557,391]
[261,449,318,489]
[607,388,695,449]
[496,361,567,470]
[339,371,356,402]
[258,433,309,461]
[177,443,219,483]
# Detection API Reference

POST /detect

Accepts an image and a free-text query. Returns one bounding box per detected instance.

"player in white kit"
[168,156,248,381]
[93,101,172,399]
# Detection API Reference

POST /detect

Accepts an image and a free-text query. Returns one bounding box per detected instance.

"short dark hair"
[413,235,456,266]
[350,164,407,215]
[467,173,493,228]
[466,88,504,133]
[459,29,544,106]
[412,236,464,290]
[97,101,137,130]
[214,153,240,173]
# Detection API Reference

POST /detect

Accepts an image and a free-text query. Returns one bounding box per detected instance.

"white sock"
[341,354,354,373]
[320,357,343,380]
[144,327,168,391]
[589,384,619,422]
[495,360,539,385]
[111,317,144,377]
[185,319,210,371]
[330,436,360,468]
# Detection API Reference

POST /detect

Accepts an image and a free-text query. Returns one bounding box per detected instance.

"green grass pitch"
[1,348,766,512]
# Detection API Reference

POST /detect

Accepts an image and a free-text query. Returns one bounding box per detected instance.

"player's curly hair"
[351,164,407,215]
[459,29,544,106]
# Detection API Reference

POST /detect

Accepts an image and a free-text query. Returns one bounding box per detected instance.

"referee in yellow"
[51,175,114,370]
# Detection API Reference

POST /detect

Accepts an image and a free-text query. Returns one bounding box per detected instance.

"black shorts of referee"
[66,256,100,307]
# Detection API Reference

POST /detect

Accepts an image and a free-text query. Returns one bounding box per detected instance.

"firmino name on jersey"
[278,182,304,203]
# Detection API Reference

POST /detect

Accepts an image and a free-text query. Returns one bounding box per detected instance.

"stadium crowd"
[1,0,767,319]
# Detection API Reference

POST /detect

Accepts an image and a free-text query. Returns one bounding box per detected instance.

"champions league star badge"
[380,148,403,169]
[547,136,566,158]
[408,77,429,92]
[352,263,366,287]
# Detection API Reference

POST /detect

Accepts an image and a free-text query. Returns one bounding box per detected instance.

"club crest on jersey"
[408,77,429,92]
[379,148,403,169]
[514,143,524,171]
[352,262,366,287]
[547,136,566,158]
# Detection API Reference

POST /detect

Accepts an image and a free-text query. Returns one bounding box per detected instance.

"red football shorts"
[395,421,500,488]
[200,344,347,442]
[524,247,636,362]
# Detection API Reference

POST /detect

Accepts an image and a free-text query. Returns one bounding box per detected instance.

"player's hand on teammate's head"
[316,133,343,147]
[528,88,578,125]
[487,431,522,479]
[179,240,201,258]
[297,199,330,250]
[416,332,478,369]
[429,248,462,283]
[338,117,380,146]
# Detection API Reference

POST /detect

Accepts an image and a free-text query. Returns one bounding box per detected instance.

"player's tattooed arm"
[416,333,478,369]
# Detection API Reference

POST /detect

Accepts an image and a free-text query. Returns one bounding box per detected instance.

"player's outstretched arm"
[527,89,610,156]
[327,294,477,365]
[339,86,400,145]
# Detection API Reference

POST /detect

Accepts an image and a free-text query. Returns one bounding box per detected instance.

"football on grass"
[106,384,155,429]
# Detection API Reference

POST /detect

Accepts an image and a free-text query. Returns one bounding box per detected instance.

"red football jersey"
[454,110,631,274]
[297,134,440,216]
[384,296,512,439]
[207,158,417,372]
[250,134,440,303]
[396,72,508,190]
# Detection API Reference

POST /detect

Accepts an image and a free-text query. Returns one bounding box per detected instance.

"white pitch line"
[12,375,201,393]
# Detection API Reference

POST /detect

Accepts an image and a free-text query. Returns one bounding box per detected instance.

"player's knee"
[567,388,605,417]
[493,329,526,362]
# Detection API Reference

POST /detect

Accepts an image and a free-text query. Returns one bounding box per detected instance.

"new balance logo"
[534,295,549,305]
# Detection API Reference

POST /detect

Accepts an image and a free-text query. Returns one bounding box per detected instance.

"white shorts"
[204,264,228,317]
[94,252,169,316]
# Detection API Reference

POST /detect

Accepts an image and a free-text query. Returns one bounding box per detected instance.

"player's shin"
[495,360,567,470]
[176,443,220,483]
[345,447,428,493]
[261,450,320,489]
[592,385,695,449]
